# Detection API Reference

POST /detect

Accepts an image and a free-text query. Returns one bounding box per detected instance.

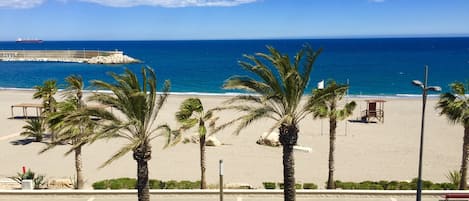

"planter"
[22,179,34,190]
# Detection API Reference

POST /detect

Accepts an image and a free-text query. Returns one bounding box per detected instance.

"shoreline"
[0,87,445,99]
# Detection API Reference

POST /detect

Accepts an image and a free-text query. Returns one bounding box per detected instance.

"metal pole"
[219,159,224,201]
[345,79,349,136]
[416,65,428,201]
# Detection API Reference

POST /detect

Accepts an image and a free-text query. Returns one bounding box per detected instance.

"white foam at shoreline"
[0,87,452,99]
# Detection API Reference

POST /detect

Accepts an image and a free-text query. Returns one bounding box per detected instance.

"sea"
[0,38,468,97]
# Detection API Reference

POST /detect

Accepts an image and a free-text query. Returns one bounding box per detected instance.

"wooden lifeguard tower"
[361,99,385,123]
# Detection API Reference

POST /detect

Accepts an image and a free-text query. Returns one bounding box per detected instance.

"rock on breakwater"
[0,50,139,64]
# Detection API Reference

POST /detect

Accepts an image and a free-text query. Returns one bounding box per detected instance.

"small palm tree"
[218,45,321,201]
[175,98,218,189]
[33,79,58,141]
[40,75,95,189]
[89,67,172,201]
[20,118,45,142]
[309,80,356,189]
[33,79,58,114]
[436,81,469,189]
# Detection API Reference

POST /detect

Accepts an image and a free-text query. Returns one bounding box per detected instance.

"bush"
[149,179,164,189]
[164,180,178,189]
[278,183,302,189]
[263,182,276,189]
[92,180,108,189]
[303,183,318,189]
[177,180,200,189]
[398,181,412,190]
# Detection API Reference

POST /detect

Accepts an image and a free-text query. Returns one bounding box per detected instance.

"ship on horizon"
[16,38,43,43]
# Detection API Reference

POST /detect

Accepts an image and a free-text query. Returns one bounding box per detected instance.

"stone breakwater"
[0,50,139,64]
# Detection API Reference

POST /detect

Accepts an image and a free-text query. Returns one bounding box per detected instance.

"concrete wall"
[0,50,122,59]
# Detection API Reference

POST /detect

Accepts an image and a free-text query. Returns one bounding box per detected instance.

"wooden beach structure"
[10,103,111,119]
[10,103,43,119]
[361,99,385,123]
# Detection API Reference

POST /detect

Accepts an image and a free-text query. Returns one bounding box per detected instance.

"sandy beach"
[0,89,464,189]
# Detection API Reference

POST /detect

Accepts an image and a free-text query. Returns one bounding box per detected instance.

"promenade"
[0,189,452,201]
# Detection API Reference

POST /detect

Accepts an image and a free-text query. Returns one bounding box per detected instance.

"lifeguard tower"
[361,99,385,123]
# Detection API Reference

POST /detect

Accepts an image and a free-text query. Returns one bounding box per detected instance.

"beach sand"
[0,89,464,189]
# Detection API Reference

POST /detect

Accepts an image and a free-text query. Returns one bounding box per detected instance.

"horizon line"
[2,34,469,42]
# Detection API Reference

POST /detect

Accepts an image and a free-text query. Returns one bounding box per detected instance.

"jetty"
[0,50,139,64]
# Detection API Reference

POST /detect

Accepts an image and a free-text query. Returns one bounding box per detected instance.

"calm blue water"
[1,38,468,96]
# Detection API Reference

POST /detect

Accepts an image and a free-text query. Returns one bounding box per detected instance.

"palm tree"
[175,98,218,189]
[40,75,95,189]
[219,45,321,201]
[33,79,58,114]
[20,118,45,142]
[436,81,469,189]
[309,80,356,189]
[89,67,171,201]
[33,79,58,141]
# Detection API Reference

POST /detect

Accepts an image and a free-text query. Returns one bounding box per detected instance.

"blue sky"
[1,0,468,40]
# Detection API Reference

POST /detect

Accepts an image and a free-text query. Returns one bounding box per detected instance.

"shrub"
[177,180,200,189]
[278,183,302,189]
[263,182,276,189]
[109,180,123,189]
[396,181,410,190]
[386,181,399,190]
[164,180,178,189]
[149,179,164,189]
[278,183,284,189]
[10,169,46,189]
[92,180,108,189]
[303,183,318,189]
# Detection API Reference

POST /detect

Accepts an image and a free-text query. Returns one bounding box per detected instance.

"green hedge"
[303,183,318,189]
[262,182,276,189]
[92,178,201,190]
[334,179,458,190]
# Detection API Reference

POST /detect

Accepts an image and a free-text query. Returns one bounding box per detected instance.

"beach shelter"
[361,99,385,123]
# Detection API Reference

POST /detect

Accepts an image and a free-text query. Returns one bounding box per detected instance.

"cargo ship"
[16,38,43,43]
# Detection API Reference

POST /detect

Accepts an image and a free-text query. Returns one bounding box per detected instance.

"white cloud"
[0,0,257,9]
[79,0,258,7]
[0,0,45,8]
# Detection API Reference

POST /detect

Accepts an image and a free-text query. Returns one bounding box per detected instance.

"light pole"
[412,65,441,201]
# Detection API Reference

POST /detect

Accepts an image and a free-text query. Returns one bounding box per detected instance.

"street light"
[412,65,441,201]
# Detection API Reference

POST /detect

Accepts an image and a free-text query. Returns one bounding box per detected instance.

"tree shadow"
[348,119,378,124]
[9,134,52,146]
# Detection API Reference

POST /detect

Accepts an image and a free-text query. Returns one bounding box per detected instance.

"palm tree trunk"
[279,124,298,201]
[75,145,84,189]
[327,118,337,189]
[200,134,207,189]
[134,144,151,201]
[459,126,469,189]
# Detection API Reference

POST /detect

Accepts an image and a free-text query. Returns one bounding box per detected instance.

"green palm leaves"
[89,66,171,201]
[20,118,45,142]
[309,80,356,120]
[33,79,58,114]
[437,81,469,127]
[221,45,322,201]
[437,81,469,189]
[309,80,356,189]
[89,67,171,166]
[223,45,322,132]
[175,98,217,189]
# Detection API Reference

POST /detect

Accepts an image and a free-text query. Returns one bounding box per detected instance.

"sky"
[0,0,468,40]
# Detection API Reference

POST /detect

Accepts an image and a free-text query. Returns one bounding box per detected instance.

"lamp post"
[412,65,441,201]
